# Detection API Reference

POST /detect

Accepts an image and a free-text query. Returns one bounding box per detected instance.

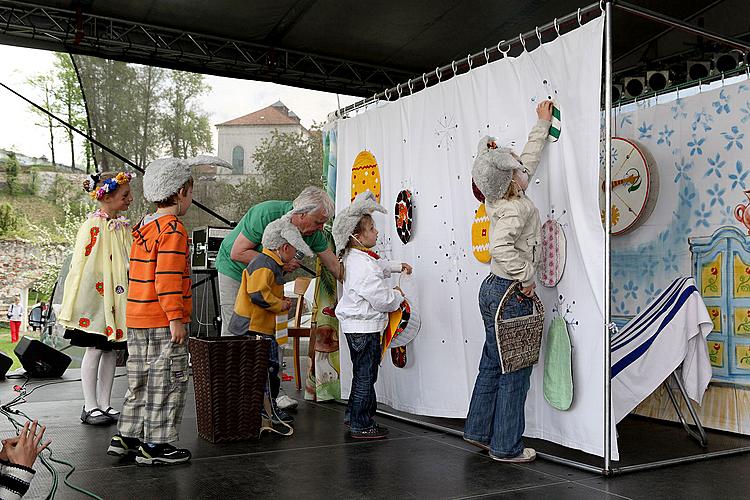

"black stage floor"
[3,369,750,499]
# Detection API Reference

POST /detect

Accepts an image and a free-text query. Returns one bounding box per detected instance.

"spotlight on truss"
[714,52,741,73]
[612,84,623,102]
[623,77,646,98]
[687,61,711,81]
[646,71,670,91]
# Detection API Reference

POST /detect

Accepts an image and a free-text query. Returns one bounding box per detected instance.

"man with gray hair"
[215,186,341,335]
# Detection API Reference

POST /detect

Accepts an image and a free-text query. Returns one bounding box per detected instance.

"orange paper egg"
[471,203,491,263]
[351,151,381,202]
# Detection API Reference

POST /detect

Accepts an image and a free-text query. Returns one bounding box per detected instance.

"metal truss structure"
[0,1,414,97]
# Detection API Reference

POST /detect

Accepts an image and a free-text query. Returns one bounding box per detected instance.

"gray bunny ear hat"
[261,215,314,257]
[331,190,386,255]
[471,143,520,204]
[142,157,193,203]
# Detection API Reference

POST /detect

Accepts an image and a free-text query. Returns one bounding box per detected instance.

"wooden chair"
[287,277,312,391]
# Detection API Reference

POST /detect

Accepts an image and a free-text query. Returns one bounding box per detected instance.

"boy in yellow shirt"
[227,215,313,423]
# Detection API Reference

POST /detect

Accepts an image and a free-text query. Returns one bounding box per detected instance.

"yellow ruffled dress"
[59,210,133,349]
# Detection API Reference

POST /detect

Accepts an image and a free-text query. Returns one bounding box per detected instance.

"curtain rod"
[331,1,603,119]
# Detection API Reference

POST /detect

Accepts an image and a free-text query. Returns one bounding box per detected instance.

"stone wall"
[0,239,66,301]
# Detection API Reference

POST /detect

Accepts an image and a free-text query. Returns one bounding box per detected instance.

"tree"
[5,152,20,195]
[248,128,324,203]
[159,71,212,158]
[27,72,58,165]
[52,54,86,170]
[133,65,164,169]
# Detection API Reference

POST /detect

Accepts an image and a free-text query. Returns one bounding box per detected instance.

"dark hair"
[154,177,194,208]
[345,214,373,249]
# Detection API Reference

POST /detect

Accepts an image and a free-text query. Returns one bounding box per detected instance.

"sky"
[0,44,360,167]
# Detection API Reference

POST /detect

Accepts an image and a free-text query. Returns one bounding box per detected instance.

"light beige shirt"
[486,119,550,287]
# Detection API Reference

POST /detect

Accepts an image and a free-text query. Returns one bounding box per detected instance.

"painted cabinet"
[690,226,750,384]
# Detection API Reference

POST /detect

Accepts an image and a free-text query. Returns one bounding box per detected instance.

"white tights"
[81,347,117,412]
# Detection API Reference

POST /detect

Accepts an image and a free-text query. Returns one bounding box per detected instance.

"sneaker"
[107,434,141,457]
[136,443,192,466]
[276,394,298,411]
[262,406,295,424]
[489,448,537,463]
[463,437,490,451]
[350,425,389,440]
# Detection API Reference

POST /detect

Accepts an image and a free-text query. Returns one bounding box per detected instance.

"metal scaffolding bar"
[0,0,414,97]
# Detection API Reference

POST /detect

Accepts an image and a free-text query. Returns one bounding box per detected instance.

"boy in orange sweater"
[107,158,194,466]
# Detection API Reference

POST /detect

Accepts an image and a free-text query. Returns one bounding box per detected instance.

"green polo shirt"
[215,200,328,282]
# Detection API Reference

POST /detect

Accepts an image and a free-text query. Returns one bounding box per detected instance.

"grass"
[0,326,24,370]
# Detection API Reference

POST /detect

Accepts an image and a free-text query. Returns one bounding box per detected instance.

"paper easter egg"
[395,190,413,244]
[471,203,491,263]
[547,104,561,142]
[351,151,381,202]
[539,219,567,287]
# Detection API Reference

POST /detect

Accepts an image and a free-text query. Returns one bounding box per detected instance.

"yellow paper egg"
[351,151,381,202]
[472,203,491,263]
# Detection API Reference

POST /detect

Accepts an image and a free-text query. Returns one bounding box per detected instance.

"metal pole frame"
[604,0,614,476]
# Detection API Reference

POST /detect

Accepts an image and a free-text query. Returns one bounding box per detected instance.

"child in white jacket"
[332,191,412,439]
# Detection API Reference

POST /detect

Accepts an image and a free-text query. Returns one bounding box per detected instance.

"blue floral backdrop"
[611,78,750,316]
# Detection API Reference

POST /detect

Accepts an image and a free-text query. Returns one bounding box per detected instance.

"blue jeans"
[464,274,533,458]
[344,332,381,432]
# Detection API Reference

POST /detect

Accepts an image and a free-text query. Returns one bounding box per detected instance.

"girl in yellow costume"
[59,172,134,425]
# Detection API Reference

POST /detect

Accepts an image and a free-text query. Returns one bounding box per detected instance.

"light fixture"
[714,52,741,73]
[612,84,623,102]
[687,61,711,81]
[623,77,646,98]
[646,71,670,91]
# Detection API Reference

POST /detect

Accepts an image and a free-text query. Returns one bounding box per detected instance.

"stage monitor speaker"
[623,77,645,98]
[0,352,13,378]
[14,336,71,378]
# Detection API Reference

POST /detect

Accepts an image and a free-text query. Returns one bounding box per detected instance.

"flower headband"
[88,172,134,200]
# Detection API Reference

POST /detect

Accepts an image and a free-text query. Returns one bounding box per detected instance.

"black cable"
[69,53,98,173]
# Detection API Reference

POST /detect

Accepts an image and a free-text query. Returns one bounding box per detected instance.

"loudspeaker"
[14,336,71,378]
[0,352,13,378]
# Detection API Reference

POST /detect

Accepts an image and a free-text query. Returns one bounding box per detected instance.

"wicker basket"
[494,282,545,374]
[189,336,270,443]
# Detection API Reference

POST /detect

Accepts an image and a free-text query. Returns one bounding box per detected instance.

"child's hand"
[536,100,554,121]
[401,263,413,275]
[170,320,188,344]
[0,437,15,461]
[283,260,301,273]
[5,420,50,468]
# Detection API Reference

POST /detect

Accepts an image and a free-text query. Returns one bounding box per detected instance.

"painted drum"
[351,151,381,202]
[471,203,491,263]
[395,189,413,244]
[539,219,567,287]
[384,298,421,351]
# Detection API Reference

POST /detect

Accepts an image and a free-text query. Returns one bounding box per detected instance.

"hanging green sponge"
[543,316,573,410]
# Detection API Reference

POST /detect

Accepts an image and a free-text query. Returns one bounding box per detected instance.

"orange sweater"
[127,214,192,328]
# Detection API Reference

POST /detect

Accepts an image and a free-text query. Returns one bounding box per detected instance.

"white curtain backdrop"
[335,18,611,457]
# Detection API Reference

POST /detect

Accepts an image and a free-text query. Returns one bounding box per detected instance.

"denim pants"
[464,274,533,458]
[247,332,280,400]
[344,332,381,432]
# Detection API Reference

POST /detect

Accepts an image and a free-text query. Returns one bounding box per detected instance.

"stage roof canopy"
[0,0,748,97]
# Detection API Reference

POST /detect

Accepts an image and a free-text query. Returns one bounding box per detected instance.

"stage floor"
[3,369,750,499]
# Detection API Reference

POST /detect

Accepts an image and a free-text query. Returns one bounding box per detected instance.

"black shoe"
[81,407,113,426]
[262,406,294,425]
[350,425,389,440]
[107,434,141,457]
[135,443,191,466]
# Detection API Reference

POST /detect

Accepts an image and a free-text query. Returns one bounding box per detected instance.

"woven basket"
[494,282,545,374]
[189,336,270,443]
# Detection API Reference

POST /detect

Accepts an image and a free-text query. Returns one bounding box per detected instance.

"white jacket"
[487,119,550,287]
[7,304,24,322]
[336,248,403,333]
